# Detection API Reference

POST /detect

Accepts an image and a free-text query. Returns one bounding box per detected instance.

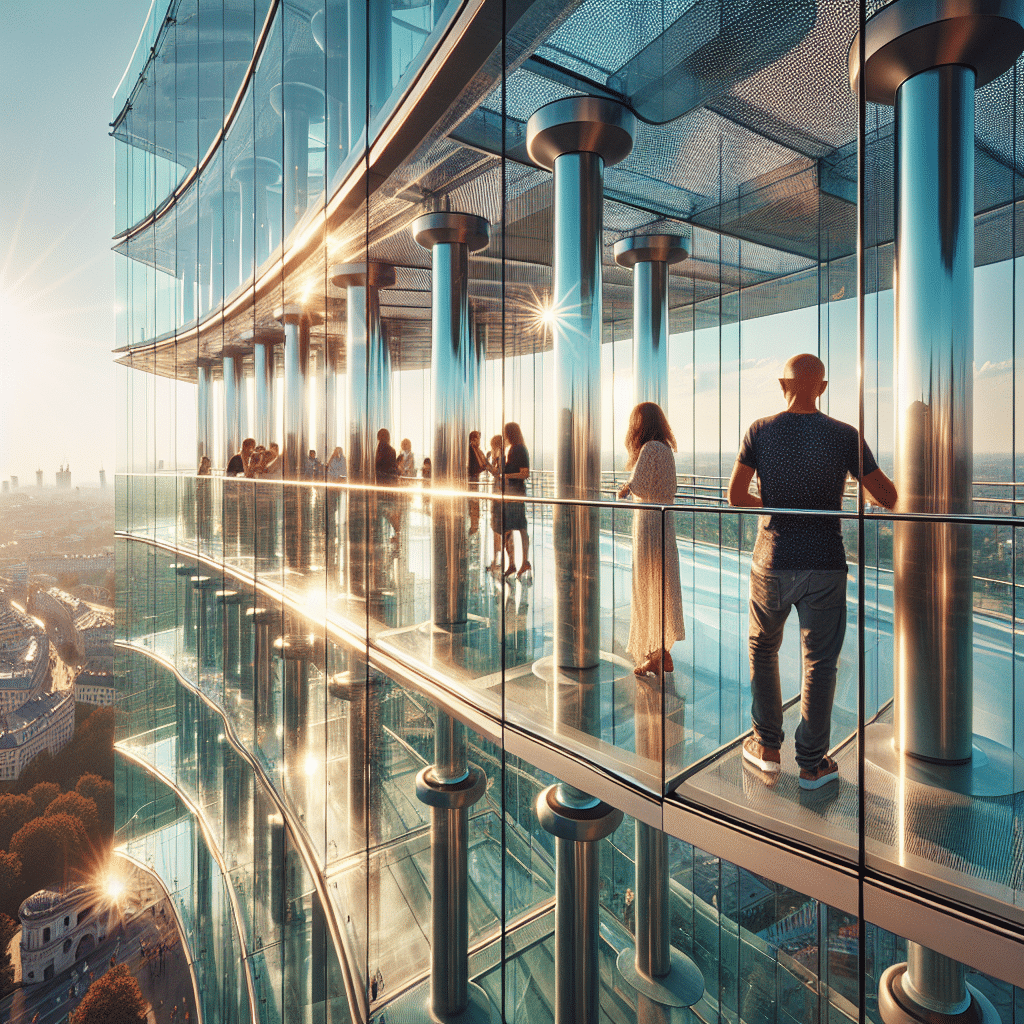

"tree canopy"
[11,813,89,893]
[46,791,99,839]
[76,775,114,833]
[28,781,61,816]
[0,793,35,849]
[69,963,147,1024]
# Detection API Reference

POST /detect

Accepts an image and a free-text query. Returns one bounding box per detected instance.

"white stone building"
[0,689,75,782]
[19,885,107,985]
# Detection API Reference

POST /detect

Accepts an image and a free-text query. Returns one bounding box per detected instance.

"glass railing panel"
[672,504,866,864]
[250,943,284,1024]
[501,753,556,926]
[864,514,1024,926]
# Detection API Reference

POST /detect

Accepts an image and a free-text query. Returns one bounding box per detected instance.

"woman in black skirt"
[500,421,531,579]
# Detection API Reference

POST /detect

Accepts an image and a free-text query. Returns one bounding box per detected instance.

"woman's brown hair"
[503,421,525,447]
[624,402,676,468]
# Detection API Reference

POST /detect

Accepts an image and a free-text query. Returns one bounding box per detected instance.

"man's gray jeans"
[748,565,847,770]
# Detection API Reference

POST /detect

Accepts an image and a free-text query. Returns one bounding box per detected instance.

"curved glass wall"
[115,0,1024,1019]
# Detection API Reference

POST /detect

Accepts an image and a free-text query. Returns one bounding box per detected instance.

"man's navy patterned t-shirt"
[737,411,878,571]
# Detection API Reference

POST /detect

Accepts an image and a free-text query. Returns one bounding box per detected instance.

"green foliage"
[69,963,147,1024]
[0,913,16,998]
[46,791,99,839]
[28,781,61,815]
[0,794,34,849]
[10,813,89,894]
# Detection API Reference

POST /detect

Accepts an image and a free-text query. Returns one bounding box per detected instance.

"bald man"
[728,354,896,789]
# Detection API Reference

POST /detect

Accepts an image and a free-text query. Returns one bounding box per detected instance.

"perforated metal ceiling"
[117,0,1024,381]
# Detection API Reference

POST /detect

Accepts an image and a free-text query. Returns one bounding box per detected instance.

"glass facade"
[112,0,1024,1020]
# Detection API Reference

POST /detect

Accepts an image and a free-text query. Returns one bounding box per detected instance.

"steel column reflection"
[329,263,395,598]
[222,351,245,457]
[527,96,635,671]
[271,78,325,233]
[246,328,283,447]
[197,360,214,464]
[415,709,487,1022]
[324,337,342,454]
[536,783,622,1024]
[276,304,320,570]
[614,234,688,407]
[413,212,490,630]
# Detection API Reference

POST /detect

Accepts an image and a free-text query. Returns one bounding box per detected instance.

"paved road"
[1,876,198,1024]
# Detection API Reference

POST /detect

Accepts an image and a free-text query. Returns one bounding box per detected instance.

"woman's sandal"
[633,651,674,677]
[503,562,517,580]
[516,560,532,581]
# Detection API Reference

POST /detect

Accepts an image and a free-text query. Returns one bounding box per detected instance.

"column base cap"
[879,964,999,1024]
[536,784,623,842]
[416,764,487,809]
[393,980,496,1024]
[615,946,704,1008]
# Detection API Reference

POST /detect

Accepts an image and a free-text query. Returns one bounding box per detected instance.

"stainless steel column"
[276,304,320,570]
[892,64,976,764]
[223,351,245,457]
[852,0,1024,769]
[230,156,281,283]
[324,337,342,454]
[329,263,395,597]
[415,713,488,1021]
[536,782,622,1024]
[275,305,318,480]
[527,97,635,671]
[851,4,1024,1024]
[526,96,633,1024]
[347,0,367,153]
[245,327,283,446]
[270,76,325,234]
[197,360,214,464]
[413,212,490,630]
[613,235,688,407]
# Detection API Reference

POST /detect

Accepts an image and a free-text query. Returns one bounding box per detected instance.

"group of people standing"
[373,422,532,578]
[200,353,898,793]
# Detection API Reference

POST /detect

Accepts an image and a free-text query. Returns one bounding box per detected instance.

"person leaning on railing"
[728,353,897,791]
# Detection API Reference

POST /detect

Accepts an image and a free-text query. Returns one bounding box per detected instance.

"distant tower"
[36,469,43,488]
[10,476,17,489]
[1,481,7,494]
[56,465,71,489]
[99,468,107,489]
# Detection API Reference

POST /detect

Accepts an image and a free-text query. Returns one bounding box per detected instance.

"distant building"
[74,672,115,706]
[9,477,17,490]
[55,465,71,489]
[0,689,75,782]
[27,553,114,577]
[98,468,106,489]
[1,481,7,494]
[20,885,106,985]
[35,470,43,488]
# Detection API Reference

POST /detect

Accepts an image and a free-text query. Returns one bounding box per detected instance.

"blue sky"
[0,0,152,487]
[0,2,1017,489]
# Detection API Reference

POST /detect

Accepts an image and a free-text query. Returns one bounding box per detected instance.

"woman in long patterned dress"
[618,402,686,676]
